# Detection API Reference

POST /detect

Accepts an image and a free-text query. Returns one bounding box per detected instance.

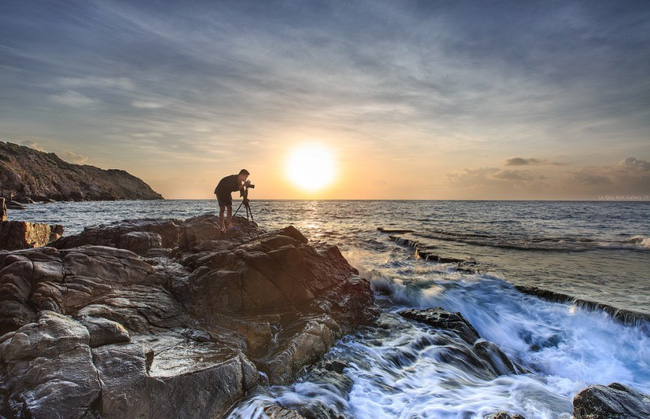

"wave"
[365,271,650,379]
[229,273,650,418]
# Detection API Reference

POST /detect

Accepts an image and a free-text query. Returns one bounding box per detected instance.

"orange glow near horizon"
[285,143,337,193]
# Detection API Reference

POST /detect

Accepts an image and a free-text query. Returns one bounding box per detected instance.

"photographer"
[214,169,251,233]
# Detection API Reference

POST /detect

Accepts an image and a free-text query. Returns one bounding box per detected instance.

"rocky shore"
[0,215,378,417]
[1,214,647,418]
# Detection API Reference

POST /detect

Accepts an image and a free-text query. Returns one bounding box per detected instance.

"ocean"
[17,200,650,418]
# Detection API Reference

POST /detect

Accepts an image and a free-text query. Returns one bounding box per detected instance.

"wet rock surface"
[399,308,524,379]
[573,382,650,419]
[0,214,378,417]
[399,307,481,344]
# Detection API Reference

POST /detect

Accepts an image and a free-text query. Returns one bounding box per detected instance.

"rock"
[573,382,650,419]
[0,198,6,221]
[264,406,306,418]
[259,357,352,418]
[0,220,64,250]
[172,217,378,384]
[473,340,519,376]
[0,214,379,416]
[92,341,257,418]
[52,218,180,254]
[78,316,130,347]
[399,307,481,344]
[120,231,163,254]
[176,214,260,252]
[514,285,650,326]
[280,225,309,243]
[398,308,524,380]
[485,413,526,419]
[0,141,163,201]
[377,227,414,234]
[0,311,102,418]
[7,200,28,209]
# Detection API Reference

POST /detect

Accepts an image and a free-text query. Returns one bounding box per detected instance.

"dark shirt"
[214,174,242,197]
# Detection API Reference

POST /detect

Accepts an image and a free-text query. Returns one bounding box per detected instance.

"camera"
[240,182,255,199]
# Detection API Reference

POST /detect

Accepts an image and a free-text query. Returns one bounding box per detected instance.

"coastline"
[2,204,649,417]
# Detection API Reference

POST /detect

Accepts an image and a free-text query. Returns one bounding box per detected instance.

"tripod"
[232,187,254,223]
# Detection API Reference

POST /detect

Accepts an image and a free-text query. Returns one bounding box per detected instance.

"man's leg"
[219,205,226,232]
[226,205,233,229]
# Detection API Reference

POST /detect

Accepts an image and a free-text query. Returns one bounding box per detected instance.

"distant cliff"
[0,141,163,202]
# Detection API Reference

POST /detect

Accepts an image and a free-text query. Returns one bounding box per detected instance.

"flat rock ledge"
[0,214,379,418]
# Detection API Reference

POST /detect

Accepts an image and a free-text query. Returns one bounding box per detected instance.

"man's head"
[238,169,250,182]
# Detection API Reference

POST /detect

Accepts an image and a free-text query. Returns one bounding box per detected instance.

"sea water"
[17,200,650,417]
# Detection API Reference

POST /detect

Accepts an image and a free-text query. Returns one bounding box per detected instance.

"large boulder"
[0,214,379,416]
[573,382,650,419]
[0,221,63,250]
[171,216,379,384]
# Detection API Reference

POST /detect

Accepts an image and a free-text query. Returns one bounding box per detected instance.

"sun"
[286,144,336,192]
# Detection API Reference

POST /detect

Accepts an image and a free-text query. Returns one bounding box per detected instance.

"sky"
[1,0,649,200]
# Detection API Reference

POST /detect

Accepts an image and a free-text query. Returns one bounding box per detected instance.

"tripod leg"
[228,202,244,229]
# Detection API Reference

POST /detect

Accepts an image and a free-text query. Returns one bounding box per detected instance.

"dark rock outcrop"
[0,214,379,417]
[0,141,163,201]
[385,233,481,272]
[514,284,650,326]
[399,307,523,379]
[5,201,26,210]
[573,382,650,419]
[399,307,481,344]
[0,221,64,250]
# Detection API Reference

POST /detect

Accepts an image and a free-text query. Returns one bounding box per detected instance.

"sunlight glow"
[286,144,336,192]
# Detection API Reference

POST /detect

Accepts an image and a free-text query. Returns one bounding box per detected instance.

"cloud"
[446,167,541,186]
[618,157,650,171]
[50,90,98,107]
[131,100,166,109]
[20,141,46,152]
[491,169,538,182]
[569,157,650,193]
[1,1,649,198]
[61,151,88,164]
[57,76,135,90]
[505,157,565,166]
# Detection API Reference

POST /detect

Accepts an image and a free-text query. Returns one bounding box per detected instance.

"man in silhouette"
[214,169,250,232]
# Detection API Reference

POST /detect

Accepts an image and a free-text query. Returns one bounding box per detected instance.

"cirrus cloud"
[50,90,98,107]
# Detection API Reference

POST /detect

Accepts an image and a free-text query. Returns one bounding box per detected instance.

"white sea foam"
[229,271,650,418]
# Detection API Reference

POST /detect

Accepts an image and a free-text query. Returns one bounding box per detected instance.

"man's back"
[215,174,240,195]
